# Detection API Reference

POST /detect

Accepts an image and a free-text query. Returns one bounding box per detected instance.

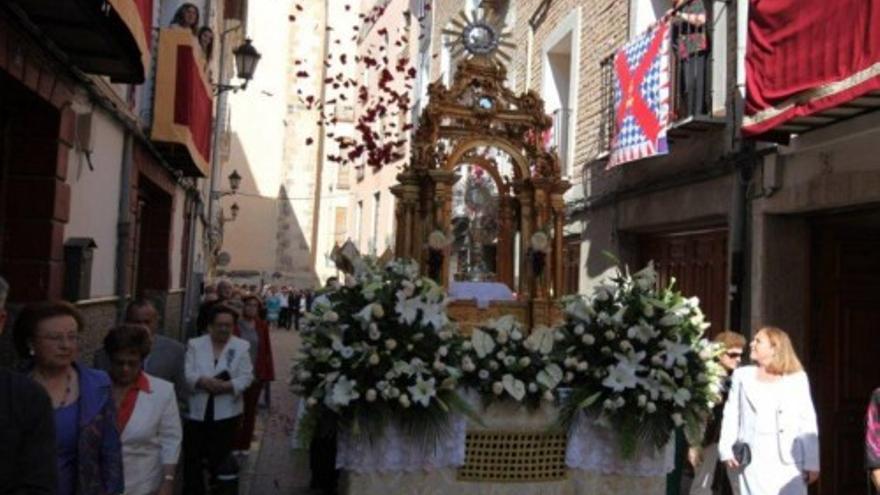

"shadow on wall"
[217,132,319,289]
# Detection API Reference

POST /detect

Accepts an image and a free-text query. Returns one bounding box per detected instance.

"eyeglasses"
[726,351,743,359]
[38,334,80,345]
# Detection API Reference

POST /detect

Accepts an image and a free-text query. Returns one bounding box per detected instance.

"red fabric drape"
[744,0,880,136]
[134,0,153,50]
[173,46,213,163]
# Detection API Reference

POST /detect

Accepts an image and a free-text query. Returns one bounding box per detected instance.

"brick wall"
[77,298,120,364]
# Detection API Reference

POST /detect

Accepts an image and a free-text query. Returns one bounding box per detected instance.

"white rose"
[528,383,538,393]
[307,397,318,407]
[462,341,473,351]
[574,325,585,336]
[615,396,625,408]
[368,353,380,366]
[564,357,576,369]
[298,370,312,381]
[582,334,595,345]
[488,360,500,371]
[496,351,507,360]
[511,330,523,341]
[674,369,684,378]
[365,389,377,402]
[369,326,381,341]
[554,331,565,342]
[389,387,401,398]
[601,346,612,355]
[504,356,516,368]
[438,346,449,357]
[323,311,340,323]
[576,361,589,372]
[371,304,384,319]
[604,330,615,340]
[564,371,574,383]
[646,402,657,413]
[399,394,411,408]
[438,330,453,341]
[496,331,509,344]
[433,361,446,372]
[619,340,632,352]
[638,394,647,406]
[478,369,490,380]
[329,358,342,368]
[672,413,684,426]
[603,399,615,409]
[543,390,554,402]
[401,280,416,298]
[651,355,664,366]
[492,382,504,395]
[519,356,532,367]
[462,357,476,373]
[385,339,398,351]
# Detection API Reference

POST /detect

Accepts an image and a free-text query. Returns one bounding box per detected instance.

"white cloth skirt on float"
[737,432,806,495]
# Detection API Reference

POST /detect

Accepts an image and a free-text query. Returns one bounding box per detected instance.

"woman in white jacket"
[183,304,253,495]
[719,326,819,495]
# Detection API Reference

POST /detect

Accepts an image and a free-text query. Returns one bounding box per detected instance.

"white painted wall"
[630,0,669,35]
[64,109,124,299]
[169,188,186,290]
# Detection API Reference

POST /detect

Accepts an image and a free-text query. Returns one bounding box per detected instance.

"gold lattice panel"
[457,430,568,482]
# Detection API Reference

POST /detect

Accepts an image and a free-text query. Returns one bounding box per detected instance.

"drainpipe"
[115,132,134,323]
[728,0,752,335]
[180,192,202,338]
[309,0,332,270]
[206,24,233,278]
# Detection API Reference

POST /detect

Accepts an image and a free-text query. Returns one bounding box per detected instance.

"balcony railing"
[7,0,152,83]
[598,0,721,153]
[150,27,213,177]
[549,108,572,175]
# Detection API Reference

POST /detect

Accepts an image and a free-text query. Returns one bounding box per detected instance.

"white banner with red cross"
[608,21,671,168]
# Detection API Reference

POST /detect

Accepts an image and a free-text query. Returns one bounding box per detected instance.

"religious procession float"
[291,6,725,494]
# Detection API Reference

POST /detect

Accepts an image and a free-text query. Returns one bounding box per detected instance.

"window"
[356,200,364,250]
[541,10,580,177]
[370,192,381,254]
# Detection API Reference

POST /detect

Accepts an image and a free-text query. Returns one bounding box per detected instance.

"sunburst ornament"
[442,7,514,63]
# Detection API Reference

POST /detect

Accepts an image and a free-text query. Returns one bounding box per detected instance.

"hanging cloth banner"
[743,0,880,136]
[609,21,671,168]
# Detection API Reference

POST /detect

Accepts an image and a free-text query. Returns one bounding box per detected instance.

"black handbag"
[732,441,751,467]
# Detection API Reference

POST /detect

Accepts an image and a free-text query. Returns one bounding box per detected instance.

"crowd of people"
[0,274,323,495]
[2,267,880,495]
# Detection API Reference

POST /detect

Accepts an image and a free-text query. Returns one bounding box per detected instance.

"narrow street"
[240,328,311,495]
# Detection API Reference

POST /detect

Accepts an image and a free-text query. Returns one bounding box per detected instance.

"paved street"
[240,328,312,495]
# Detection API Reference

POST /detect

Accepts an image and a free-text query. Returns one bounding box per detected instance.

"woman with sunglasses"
[689,331,746,495]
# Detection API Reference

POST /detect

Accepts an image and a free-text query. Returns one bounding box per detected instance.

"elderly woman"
[233,295,275,453]
[183,304,253,495]
[13,301,124,495]
[719,326,819,495]
[104,324,181,495]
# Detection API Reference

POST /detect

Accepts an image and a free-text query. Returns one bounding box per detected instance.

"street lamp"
[229,202,240,219]
[214,38,262,94]
[212,169,241,199]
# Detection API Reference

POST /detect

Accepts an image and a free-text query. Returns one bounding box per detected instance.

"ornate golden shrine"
[391,50,570,330]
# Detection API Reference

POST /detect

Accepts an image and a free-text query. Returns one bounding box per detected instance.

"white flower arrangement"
[557,262,726,457]
[427,230,452,251]
[457,315,563,407]
[529,231,551,254]
[291,257,472,443]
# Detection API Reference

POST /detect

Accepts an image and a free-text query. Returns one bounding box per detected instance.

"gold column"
[552,194,566,299]
[517,185,534,298]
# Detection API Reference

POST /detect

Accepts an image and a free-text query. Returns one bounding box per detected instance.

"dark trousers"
[679,51,708,118]
[279,308,291,329]
[183,415,240,495]
[233,382,262,450]
[309,418,339,495]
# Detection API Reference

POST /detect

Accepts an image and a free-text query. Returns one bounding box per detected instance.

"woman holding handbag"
[718,326,819,495]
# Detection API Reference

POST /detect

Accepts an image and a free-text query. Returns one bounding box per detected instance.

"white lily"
[407,376,437,407]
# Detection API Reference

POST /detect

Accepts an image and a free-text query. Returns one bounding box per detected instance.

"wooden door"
[638,227,728,336]
[810,211,880,495]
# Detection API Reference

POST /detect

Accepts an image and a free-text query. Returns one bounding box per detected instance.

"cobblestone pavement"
[240,328,314,495]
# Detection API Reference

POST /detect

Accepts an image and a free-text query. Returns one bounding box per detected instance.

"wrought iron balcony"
[6,0,152,83]
[598,0,724,154]
[150,27,213,177]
